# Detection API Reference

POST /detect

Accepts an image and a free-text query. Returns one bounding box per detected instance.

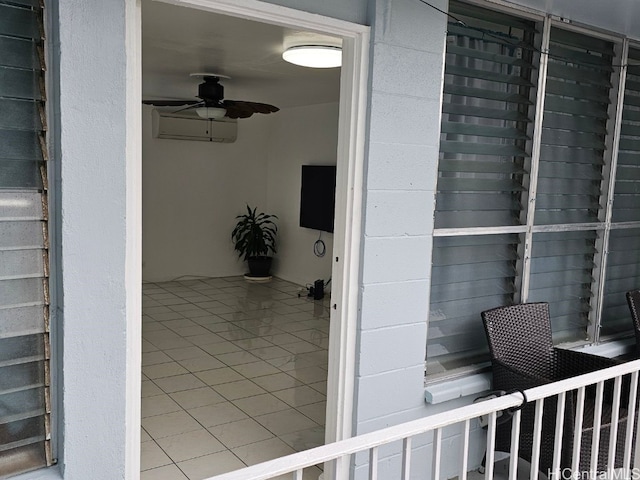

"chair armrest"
[553,349,629,407]
[552,348,621,378]
[491,359,553,392]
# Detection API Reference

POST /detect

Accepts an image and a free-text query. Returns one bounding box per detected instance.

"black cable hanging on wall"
[313,230,326,257]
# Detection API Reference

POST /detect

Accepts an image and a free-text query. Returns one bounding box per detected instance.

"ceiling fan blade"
[223,100,279,119]
[172,101,205,114]
[142,99,200,107]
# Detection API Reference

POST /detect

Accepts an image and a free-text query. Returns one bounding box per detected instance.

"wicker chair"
[481,302,630,474]
[626,290,640,357]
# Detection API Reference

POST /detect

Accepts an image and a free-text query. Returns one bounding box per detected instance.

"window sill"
[424,338,636,405]
[12,466,62,480]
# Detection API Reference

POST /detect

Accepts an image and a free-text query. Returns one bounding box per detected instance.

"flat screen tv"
[299,165,336,233]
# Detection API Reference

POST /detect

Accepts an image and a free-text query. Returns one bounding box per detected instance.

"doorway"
[138,1,369,478]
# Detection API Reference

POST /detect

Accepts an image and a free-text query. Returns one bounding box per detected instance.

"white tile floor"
[141,277,329,480]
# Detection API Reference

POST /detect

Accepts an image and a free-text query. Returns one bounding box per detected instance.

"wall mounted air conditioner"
[151,109,237,143]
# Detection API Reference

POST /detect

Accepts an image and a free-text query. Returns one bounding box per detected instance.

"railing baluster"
[590,381,605,476]
[607,376,622,474]
[332,455,344,480]
[626,371,639,472]
[485,412,497,480]
[432,428,442,480]
[551,391,566,480]
[508,409,521,480]
[401,437,412,480]
[572,386,587,474]
[293,468,303,480]
[530,399,544,480]
[369,447,378,480]
[460,420,470,480]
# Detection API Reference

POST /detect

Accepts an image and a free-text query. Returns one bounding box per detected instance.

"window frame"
[428,0,640,382]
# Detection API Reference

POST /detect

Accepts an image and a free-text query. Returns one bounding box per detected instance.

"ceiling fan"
[142,74,279,120]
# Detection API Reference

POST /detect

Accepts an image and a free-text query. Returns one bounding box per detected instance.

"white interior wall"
[142,104,269,281]
[142,102,338,285]
[266,102,338,287]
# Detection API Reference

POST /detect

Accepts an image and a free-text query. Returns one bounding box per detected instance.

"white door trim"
[144,0,369,446]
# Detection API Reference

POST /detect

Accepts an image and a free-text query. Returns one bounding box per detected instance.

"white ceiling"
[142,0,342,110]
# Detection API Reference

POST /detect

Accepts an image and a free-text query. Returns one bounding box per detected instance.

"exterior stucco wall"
[55,0,140,477]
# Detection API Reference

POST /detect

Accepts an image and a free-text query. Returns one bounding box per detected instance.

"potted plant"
[231,205,278,277]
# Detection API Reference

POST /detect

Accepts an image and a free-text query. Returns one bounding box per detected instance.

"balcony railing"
[206,358,640,480]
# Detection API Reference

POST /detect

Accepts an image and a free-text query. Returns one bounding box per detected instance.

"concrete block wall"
[352,0,448,476]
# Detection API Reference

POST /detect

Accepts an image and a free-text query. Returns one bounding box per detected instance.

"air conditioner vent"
[151,109,237,143]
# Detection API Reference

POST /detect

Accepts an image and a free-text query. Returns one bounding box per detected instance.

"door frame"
[136,0,370,450]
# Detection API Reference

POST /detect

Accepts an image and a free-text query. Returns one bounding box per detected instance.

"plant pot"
[247,256,273,277]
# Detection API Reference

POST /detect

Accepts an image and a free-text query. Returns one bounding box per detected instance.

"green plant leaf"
[232,205,278,261]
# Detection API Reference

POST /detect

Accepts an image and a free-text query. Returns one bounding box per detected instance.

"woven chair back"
[627,290,640,355]
[482,302,554,369]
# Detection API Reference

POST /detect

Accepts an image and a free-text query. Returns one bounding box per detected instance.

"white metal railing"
[207,359,640,480]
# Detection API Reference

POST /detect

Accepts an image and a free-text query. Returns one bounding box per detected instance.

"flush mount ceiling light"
[195,106,227,120]
[282,45,342,68]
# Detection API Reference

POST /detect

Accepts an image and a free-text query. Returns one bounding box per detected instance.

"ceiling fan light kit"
[282,45,342,68]
[195,106,227,119]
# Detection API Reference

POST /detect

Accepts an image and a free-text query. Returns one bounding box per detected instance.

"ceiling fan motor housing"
[198,77,224,104]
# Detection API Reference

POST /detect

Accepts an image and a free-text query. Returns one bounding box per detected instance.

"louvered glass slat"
[0,66,41,100]
[0,4,40,40]
[0,129,42,160]
[550,27,614,55]
[542,111,607,135]
[540,129,605,149]
[0,278,44,306]
[0,250,45,280]
[428,234,520,375]
[0,1,50,475]
[438,159,525,174]
[0,335,44,368]
[0,363,44,394]
[0,160,41,188]
[539,145,605,165]
[535,29,612,226]
[0,224,45,253]
[548,44,614,69]
[440,141,528,157]
[0,36,39,70]
[0,388,45,423]
[0,98,42,131]
[445,65,535,86]
[442,104,530,122]
[440,122,529,139]
[0,306,46,339]
[546,63,612,87]
[445,45,534,68]
[444,84,531,104]
[601,228,640,336]
[543,96,610,119]
[0,444,47,477]
[528,231,598,343]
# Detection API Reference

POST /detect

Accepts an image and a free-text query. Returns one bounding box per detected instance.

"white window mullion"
[592,39,629,344]
[520,15,551,303]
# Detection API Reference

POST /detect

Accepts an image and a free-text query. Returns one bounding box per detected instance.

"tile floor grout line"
[141,276,330,478]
